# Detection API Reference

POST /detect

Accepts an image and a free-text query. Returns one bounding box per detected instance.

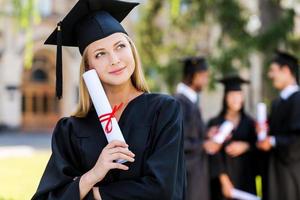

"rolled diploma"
[83,69,127,163]
[231,188,261,200]
[257,103,267,141]
[212,121,234,144]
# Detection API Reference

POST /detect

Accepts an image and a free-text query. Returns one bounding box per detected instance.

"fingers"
[105,140,128,149]
[225,145,238,157]
[110,152,135,162]
[208,126,219,138]
[110,162,129,170]
[107,147,135,157]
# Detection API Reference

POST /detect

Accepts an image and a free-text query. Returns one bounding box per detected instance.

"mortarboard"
[45,0,139,99]
[272,50,299,83]
[218,75,249,92]
[272,50,298,69]
[181,56,208,76]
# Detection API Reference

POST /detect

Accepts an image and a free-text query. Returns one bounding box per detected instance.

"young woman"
[32,0,185,199]
[203,75,257,200]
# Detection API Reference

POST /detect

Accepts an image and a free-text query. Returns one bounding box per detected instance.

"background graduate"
[204,75,258,200]
[257,50,300,200]
[174,57,210,200]
[32,0,186,199]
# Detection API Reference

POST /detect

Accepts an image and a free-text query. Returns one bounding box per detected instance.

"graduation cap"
[45,0,139,99]
[272,50,299,83]
[218,75,249,92]
[181,56,208,77]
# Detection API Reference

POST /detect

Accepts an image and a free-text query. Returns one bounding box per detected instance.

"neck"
[282,79,297,90]
[189,84,200,93]
[104,80,138,107]
[225,109,240,120]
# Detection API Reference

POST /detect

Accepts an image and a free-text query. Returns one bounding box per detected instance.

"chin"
[195,87,202,93]
[273,82,283,90]
[108,76,132,86]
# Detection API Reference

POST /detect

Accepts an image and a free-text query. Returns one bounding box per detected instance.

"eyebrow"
[93,40,125,53]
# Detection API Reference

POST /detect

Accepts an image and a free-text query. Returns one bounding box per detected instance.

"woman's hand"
[90,140,135,183]
[220,174,234,199]
[79,140,135,199]
[203,140,222,155]
[206,126,219,138]
[225,141,249,157]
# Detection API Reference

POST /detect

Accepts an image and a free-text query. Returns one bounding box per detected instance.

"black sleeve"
[183,119,202,153]
[275,98,300,147]
[31,118,94,200]
[209,151,226,179]
[206,117,227,177]
[181,105,202,153]
[247,117,258,152]
[99,98,186,200]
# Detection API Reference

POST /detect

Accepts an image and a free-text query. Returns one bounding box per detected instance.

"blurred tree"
[136,0,298,95]
[0,0,40,68]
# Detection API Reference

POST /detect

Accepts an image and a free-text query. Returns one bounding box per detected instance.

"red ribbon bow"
[99,103,123,134]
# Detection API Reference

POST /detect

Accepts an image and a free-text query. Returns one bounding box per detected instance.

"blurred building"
[0,0,299,131]
[0,0,138,132]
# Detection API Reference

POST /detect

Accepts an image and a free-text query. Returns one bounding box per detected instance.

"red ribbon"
[99,103,123,134]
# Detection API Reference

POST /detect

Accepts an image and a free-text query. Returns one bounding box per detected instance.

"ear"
[281,65,292,75]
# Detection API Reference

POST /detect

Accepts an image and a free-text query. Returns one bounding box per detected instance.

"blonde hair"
[72,34,149,117]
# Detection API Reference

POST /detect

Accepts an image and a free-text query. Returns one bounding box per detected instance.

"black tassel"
[56,22,63,99]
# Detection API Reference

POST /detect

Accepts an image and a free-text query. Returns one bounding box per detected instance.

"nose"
[110,52,120,66]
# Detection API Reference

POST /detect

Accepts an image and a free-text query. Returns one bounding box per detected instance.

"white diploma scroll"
[257,102,267,141]
[231,188,261,200]
[83,69,127,163]
[212,121,234,144]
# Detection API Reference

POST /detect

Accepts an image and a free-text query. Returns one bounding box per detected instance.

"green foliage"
[4,0,41,68]
[136,0,297,94]
[12,0,40,29]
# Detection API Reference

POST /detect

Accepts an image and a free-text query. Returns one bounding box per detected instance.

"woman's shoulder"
[53,114,96,138]
[207,115,223,127]
[241,113,255,124]
[144,93,181,116]
[54,115,88,128]
[145,92,179,107]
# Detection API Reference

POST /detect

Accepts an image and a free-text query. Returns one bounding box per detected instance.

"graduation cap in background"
[45,0,139,99]
[218,75,250,92]
[272,50,299,83]
[181,56,208,77]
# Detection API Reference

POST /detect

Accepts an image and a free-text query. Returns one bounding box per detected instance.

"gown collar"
[176,82,198,104]
[280,84,299,100]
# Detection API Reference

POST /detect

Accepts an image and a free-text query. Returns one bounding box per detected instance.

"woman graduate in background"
[31,0,186,199]
[203,75,258,200]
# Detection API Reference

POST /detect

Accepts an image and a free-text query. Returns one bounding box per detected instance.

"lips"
[109,66,126,75]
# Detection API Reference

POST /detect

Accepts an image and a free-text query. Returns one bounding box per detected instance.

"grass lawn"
[0,150,263,200]
[0,151,51,200]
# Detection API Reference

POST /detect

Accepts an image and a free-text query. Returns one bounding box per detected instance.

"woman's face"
[86,33,135,87]
[226,91,244,112]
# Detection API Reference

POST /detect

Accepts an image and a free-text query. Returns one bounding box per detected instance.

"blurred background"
[0,0,299,199]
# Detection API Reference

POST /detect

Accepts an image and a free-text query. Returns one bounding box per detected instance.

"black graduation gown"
[207,113,257,200]
[32,93,186,200]
[174,93,209,200]
[267,91,300,200]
